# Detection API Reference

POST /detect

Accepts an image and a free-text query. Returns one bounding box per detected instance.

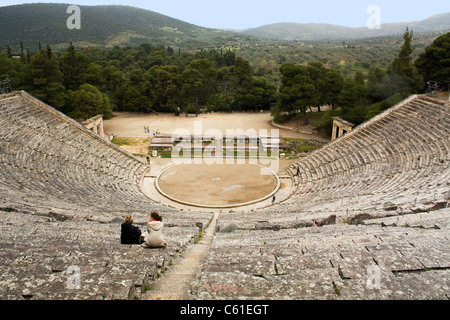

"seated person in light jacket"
[142,211,167,248]
[121,215,142,245]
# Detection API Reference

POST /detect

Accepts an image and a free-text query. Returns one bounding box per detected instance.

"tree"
[66,84,113,121]
[6,45,12,58]
[148,65,180,112]
[388,28,423,96]
[147,47,169,68]
[277,63,317,125]
[181,67,202,116]
[232,57,253,89]
[354,71,367,106]
[415,32,450,90]
[339,77,358,110]
[84,63,104,88]
[248,77,277,110]
[20,41,25,63]
[24,48,65,110]
[223,50,236,67]
[116,69,151,112]
[306,62,345,112]
[232,57,255,111]
[367,66,386,102]
[306,62,327,112]
[322,67,344,110]
[216,66,233,92]
[60,43,90,91]
[181,59,217,116]
[0,52,22,89]
[102,65,123,92]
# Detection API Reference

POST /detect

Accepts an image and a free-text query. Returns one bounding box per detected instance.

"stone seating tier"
[224,94,450,228]
[1,92,449,300]
[0,92,214,223]
[195,208,450,300]
[0,208,200,300]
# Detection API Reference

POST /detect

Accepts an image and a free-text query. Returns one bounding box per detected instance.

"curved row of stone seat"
[0,208,200,300]
[0,101,143,194]
[0,91,213,232]
[0,92,156,218]
[0,92,213,300]
[194,208,450,300]
[224,95,449,227]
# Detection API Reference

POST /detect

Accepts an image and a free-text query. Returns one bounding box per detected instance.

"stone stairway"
[144,213,219,300]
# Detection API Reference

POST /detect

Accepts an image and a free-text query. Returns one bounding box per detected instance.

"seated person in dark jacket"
[121,215,142,244]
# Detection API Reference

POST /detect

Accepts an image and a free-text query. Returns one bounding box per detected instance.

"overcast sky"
[1,0,449,30]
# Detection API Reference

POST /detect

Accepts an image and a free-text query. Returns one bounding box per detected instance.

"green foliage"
[65,84,113,121]
[24,47,65,110]
[116,69,151,112]
[307,62,343,111]
[241,14,450,41]
[273,29,439,133]
[2,41,281,118]
[0,3,260,52]
[364,93,403,121]
[415,32,450,89]
[60,43,90,90]
[0,52,22,88]
[388,28,424,95]
[277,63,317,124]
[148,65,180,112]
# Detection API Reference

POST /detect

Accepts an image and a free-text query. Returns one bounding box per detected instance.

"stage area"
[156,163,280,208]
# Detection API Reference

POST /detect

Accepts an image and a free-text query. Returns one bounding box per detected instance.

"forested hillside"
[0,3,259,52]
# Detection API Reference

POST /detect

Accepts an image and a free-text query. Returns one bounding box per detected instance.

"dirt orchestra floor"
[104,112,320,209]
[157,163,279,207]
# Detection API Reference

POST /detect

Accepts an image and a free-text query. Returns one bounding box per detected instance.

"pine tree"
[20,41,25,63]
[60,43,90,91]
[66,84,113,121]
[277,63,318,125]
[415,32,450,90]
[389,28,423,96]
[25,49,65,109]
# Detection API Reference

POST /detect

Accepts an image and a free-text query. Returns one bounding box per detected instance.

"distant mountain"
[0,3,255,52]
[1,3,449,53]
[241,13,450,41]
